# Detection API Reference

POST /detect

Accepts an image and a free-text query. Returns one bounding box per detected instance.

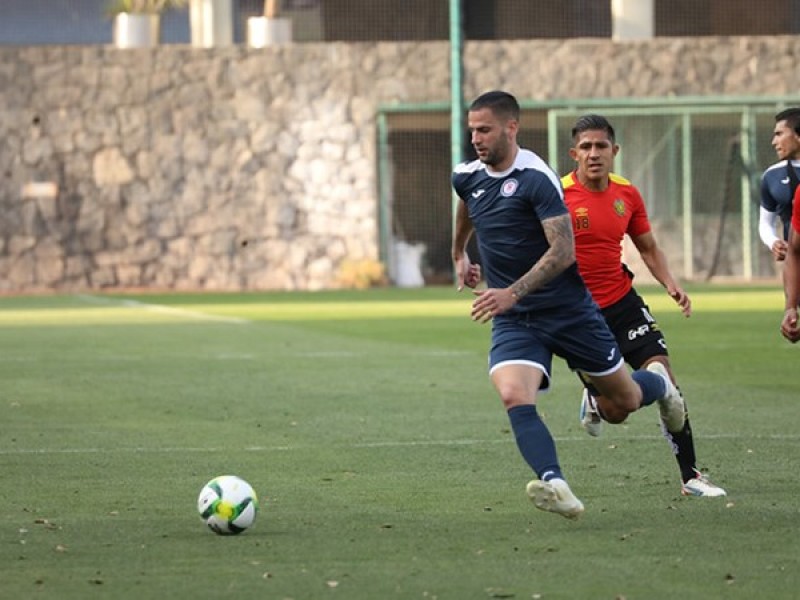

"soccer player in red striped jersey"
[562,114,726,497]
[781,186,800,342]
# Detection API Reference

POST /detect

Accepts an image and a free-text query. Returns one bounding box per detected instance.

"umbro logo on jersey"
[782,177,791,184]
[472,189,486,198]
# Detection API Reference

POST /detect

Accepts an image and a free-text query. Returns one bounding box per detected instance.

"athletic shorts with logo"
[579,288,668,396]
[488,296,624,391]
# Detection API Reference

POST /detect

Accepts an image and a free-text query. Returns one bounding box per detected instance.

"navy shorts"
[489,298,624,391]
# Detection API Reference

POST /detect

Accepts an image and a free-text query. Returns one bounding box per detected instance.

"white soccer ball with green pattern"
[197,475,258,535]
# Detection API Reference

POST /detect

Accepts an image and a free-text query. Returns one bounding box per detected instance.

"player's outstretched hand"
[772,240,789,262]
[781,308,800,343]
[455,255,481,291]
[471,288,516,323]
[668,285,692,318]
[464,263,481,289]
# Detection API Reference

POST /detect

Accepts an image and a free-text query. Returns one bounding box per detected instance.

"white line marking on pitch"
[76,295,248,324]
[0,432,793,456]
[1,350,472,361]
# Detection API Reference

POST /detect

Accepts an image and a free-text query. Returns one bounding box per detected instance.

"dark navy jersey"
[452,148,591,313]
[760,159,800,239]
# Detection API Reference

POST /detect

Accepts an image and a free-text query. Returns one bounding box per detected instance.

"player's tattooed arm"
[510,214,576,300]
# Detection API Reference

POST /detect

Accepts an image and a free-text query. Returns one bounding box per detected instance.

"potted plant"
[107,0,189,48]
[247,0,292,48]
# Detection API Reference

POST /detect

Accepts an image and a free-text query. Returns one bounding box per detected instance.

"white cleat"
[646,361,686,432]
[681,470,727,497]
[526,478,584,520]
[579,389,603,437]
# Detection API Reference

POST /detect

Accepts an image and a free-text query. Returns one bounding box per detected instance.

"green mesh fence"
[380,100,795,284]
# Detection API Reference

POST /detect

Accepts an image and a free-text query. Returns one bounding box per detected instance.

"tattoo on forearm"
[511,215,575,299]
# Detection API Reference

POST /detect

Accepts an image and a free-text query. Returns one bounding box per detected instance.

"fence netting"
[3,0,800,45]
[3,1,797,283]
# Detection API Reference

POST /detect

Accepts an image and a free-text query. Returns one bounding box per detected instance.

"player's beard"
[482,134,511,168]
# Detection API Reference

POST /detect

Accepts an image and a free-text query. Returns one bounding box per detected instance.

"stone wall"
[2,37,800,292]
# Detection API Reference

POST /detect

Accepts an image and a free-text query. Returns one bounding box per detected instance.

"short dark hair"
[775,108,800,135]
[571,114,616,143]
[469,90,520,122]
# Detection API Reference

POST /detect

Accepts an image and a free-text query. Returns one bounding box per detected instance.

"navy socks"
[507,404,563,481]
[631,370,666,407]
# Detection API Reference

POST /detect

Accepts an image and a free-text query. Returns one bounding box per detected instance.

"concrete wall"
[2,36,800,292]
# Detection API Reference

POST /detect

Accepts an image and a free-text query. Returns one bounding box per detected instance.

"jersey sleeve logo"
[501,178,519,197]
[613,199,626,217]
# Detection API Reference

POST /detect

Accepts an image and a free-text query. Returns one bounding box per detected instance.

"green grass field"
[2,285,799,599]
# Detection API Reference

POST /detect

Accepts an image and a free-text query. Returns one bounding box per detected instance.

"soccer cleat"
[646,361,686,432]
[681,470,727,497]
[526,478,585,520]
[579,389,603,437]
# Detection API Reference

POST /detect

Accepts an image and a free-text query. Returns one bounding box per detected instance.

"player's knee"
[596,397,632,423]
[617,394,640,415]
[494,382,530,410]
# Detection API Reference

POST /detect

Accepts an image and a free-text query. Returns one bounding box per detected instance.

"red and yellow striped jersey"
[561,171,651,308]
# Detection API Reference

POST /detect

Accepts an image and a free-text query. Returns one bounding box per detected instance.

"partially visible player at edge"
[780,186,800,342]
[561,114,726,497]
[759,108,800,263]
[451,90,687,519]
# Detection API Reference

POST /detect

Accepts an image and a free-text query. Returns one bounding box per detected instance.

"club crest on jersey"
[613,199,626,216]
[501,178,519,197]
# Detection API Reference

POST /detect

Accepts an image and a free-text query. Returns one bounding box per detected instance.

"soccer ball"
[197,475,258,535]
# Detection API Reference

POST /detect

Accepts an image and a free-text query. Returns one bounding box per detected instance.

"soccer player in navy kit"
[760,108,800,262]
[562,114,726,497]
[451,91,686,519]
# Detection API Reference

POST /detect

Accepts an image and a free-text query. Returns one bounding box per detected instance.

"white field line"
[76,294,249,324]
[0,350,472,361]
[0,432,794,456]
[294,350,472,357]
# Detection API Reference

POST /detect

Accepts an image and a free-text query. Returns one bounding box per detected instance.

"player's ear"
[568,147,578,161]
[612,144,620,157]
[507,119,519,137]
